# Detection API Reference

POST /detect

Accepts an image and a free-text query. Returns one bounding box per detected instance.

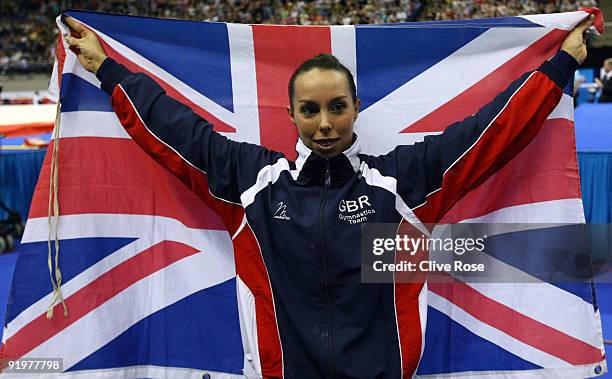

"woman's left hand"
[64,16,107,74]
[561,14,594,65]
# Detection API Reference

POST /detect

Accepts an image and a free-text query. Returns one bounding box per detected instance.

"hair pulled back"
[288,53,357,108]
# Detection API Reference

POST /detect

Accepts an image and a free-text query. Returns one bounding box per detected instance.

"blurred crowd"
[0,0,600,70]
[421,0,597,20]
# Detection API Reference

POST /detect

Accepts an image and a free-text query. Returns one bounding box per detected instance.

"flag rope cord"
[46,102,68,318]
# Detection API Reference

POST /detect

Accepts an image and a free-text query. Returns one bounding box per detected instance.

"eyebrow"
[298,96,349,104]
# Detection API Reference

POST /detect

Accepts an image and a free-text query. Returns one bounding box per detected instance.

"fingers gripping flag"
[2,8,607,378]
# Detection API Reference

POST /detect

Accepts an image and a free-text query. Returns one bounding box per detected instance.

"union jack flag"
[1,8,607,378]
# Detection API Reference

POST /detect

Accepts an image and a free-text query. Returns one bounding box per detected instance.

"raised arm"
[377,15,594,223]
[63,17,284,212]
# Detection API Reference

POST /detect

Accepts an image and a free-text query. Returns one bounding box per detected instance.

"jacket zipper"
[319,159,336,378]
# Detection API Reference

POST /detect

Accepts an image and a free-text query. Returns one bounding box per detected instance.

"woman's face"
[288,68,360,158]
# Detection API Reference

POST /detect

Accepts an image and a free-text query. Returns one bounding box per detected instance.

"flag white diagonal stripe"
[520,11,587,31]
[428,291,572,368]
[9,214,234,341]
[357,27,550,155]
[20,252,235,369]
[71,17,236,124]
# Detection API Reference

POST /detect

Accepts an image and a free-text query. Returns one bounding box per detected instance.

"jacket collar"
[293,134,362,186]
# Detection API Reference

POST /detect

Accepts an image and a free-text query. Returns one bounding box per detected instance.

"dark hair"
[288,53,357,109]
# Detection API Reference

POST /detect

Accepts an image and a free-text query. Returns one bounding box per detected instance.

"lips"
[314,138,340,148]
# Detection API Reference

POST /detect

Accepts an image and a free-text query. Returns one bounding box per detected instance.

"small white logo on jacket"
[274,202,291,220]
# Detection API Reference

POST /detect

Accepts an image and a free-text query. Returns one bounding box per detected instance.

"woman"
[65,15,592,379]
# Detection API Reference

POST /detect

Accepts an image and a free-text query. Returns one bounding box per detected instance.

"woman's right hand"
[63,16,108,74]
[560,14,594,65]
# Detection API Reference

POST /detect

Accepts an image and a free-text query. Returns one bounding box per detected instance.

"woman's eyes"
[300,102,346,116]
[330,102,346,112]
[301,105,318,115]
